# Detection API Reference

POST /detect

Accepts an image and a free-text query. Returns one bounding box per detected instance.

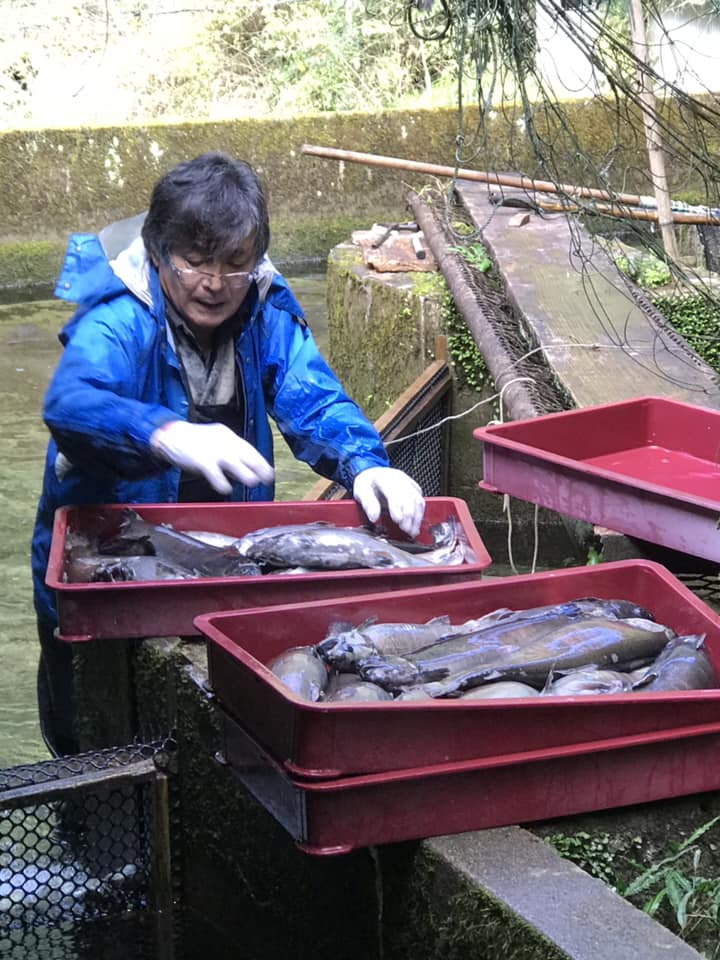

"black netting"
[0,741,177,960]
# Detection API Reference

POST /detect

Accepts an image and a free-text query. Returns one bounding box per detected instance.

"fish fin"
[425,615,452,626]
[326,620,356,635]
[676,633,707,650]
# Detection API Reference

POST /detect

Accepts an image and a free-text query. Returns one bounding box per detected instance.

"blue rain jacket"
[31,232,389,628]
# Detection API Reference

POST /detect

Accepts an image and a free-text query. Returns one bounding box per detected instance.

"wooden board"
[457,182,720,411]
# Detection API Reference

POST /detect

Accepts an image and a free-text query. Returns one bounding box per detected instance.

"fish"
[234,520,453,570]
[420,617,676,698]
[267,646,329,702]
[322,674,393,702]
[330,598,648,683]
[459,681,540,699]
[181,530,244,549]
[64,554,197,582]
[95,509,262,578]
[543,666,634,696]
[356,600,647,690]
[317,615,457,668]
[633,635,716,692]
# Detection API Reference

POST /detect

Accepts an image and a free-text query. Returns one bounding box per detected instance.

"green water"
[0,274,328,768]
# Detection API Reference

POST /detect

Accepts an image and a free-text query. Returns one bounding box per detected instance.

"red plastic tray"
[197,560,720,779]
[474,396,720,562]
[47,498,490,642]
[221,712,720,856]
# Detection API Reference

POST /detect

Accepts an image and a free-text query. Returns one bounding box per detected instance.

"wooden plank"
[457,182,720,411]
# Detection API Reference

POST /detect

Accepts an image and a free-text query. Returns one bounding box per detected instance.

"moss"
[381,845,569,960]
[5,98,718,249]
[326,246,445,420]
[0,239,64,289]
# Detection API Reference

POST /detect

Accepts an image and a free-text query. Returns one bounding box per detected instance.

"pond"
[0,273,328,768]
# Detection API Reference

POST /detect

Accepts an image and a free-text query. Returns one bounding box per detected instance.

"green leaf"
[643,888,667,917]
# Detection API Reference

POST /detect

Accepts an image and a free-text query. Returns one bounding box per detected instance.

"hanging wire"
[409,0,720,394]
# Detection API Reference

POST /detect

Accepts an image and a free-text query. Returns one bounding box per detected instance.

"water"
[0,274,328,768]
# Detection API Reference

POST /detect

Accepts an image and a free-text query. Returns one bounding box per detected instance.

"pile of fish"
[63,508,472,582]
[266,597,717,702]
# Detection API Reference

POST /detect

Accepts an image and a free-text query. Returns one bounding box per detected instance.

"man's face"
[157,244,258,342]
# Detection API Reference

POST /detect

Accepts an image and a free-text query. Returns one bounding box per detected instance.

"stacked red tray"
[196,560,720,854]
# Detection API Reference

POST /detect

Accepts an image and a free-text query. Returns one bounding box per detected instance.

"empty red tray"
[474,396,720,562]
[221,711,720,856]
[197,559,720,779]
[47,498,490,642]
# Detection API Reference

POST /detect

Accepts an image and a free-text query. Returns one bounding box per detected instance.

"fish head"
[358,655,419,691]
[315,629,376,670]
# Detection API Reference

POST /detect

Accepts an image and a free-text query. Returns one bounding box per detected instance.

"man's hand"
[353,466,425,538]
[151,421,274,495]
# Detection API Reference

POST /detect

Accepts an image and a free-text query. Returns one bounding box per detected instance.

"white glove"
[353,466,425,539]
[151,421,274,495]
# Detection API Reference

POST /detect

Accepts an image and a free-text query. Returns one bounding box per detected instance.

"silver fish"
[267,646,329,702]
[322,674,393,702]
[64,555,196,583]
[358,606,606,689]
[317,615,454,668]
[317,610,521,669]
[421,617,676,698]
[634,635,715,692]
[235,518,466,571]
[543,667,633,696]
[459,681,540,700]
[97,509,262,578]
[182,530,244,549]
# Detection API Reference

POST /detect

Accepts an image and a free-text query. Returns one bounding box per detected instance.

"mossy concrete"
[3,96,719,289]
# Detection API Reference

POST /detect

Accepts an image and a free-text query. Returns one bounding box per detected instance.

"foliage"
[623,815,720,958]
[0,0,459,128]
[442,286,490,393]
[652,292,720,372]
[546,831,624,888]
[448,241,492,273]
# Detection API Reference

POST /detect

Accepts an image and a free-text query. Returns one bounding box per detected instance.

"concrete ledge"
[429,829,701,960]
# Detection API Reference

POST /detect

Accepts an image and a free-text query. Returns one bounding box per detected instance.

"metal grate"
[0,741,177,960]
[384,397,448,498]
[305,342,452,502]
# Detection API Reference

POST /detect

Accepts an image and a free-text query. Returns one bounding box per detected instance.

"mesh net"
[0,741,177,960]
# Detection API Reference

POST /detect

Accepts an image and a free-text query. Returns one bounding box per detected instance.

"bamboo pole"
[301,143,720,225]
[627,0,679,259]
[535,197,720,225]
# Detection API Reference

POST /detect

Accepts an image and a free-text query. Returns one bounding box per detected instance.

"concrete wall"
[2,98,718,290]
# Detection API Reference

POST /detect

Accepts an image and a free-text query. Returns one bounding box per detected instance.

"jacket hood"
[55,215,304,319]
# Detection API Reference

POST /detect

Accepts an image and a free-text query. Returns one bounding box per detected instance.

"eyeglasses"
[169,258,258,291]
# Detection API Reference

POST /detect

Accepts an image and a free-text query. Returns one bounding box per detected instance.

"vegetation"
[622,815,720,957]
[1,1,458,130]
[652,292,720,372]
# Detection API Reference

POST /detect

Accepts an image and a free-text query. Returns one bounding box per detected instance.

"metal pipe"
[407,190,543,422]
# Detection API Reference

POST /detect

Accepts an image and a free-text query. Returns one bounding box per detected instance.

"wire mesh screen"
[384,397,449,498]
[311,362,451,502]
[0,742,175,960]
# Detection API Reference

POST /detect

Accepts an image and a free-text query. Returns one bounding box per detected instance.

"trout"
[421,618,676,698]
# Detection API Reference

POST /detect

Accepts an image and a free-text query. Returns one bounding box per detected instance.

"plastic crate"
[197,559,720,779]
[474,396,720,562]
[47,498,490,642]
[221,711,720,856]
